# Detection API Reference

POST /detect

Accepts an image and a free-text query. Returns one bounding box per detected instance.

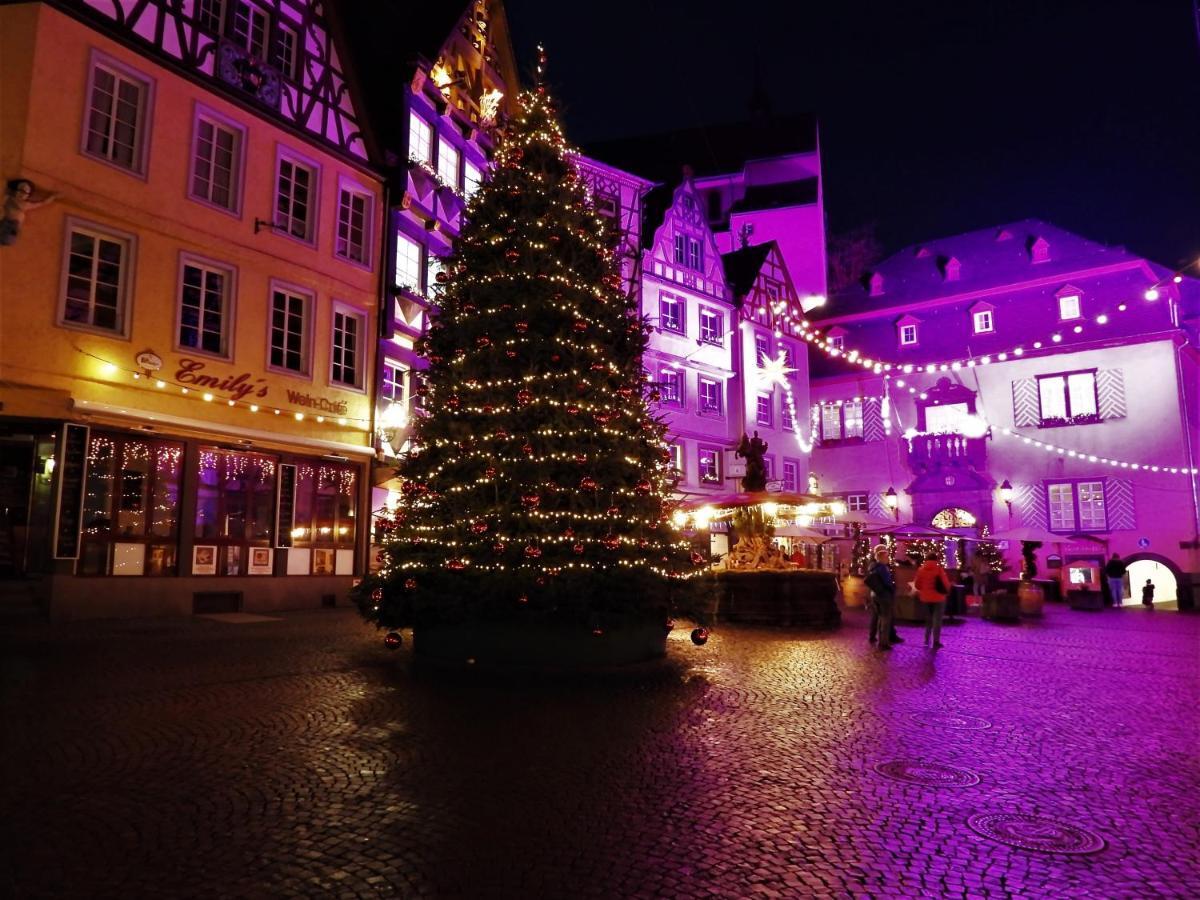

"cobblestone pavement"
[2,603,1198,899]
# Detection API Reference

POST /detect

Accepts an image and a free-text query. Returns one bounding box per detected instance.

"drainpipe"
[1174,333,1200,607]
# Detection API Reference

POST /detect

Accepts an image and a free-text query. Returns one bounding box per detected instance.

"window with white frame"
[178,257,231,356]
[410,370,428,412]
[659,368,684,407]
[972,309,994,333]
[268,286,310,374]
[426,253,445,295]
[274,154,317,241]
[782,459,799,493]
[781,402,794,430]
[699,308,723,345]
[762,455,775,481]
[830,334,845,351]
[395,232,422,291]
[272,23,299,79]
[1058,294,1081,320]
[780,343,795,369]
[755,333,770,366]
[698,447,722,484]
[464,159,483,198]
[668,443,683,476]
[698,378,722,415]
[687,237,702,270]
[659,293,684,333]
[437,139,461,189]
[1047,480,1107,532]
[899,323,919,345]
[409,113,433,163]
[673,234,686,265]
[756,393,773,427]
[1037,370,1098,425]
[83,57,150,174]
[232,1,270,59]
[335,184,371,265]
[846,492,869,512]
[819,400,864,441]
[330,306,364,388]
[61,223,131,335]
[195,0,225,33]
[190,111,242,211]
[381,360,405,404]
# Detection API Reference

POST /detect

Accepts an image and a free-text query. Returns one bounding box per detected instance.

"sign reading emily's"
[173,358,348,415]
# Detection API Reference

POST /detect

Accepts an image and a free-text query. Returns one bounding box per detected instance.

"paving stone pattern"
[2,604,1198,898]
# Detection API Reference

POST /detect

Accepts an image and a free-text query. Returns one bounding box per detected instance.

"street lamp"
[999,479,1014,527]
[884,486,899,521]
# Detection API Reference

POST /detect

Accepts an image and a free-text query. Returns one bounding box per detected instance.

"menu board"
[53,423,90,559]
[275,463,297,548]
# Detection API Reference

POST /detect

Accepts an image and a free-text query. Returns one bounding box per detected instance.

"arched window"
[931,508,977,529]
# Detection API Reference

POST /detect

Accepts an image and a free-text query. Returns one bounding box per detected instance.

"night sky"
[504,0,1200,269]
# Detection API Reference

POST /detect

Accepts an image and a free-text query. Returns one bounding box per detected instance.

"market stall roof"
[862,522,961,539]
[990,527,1107,545]
[677,491,824,511]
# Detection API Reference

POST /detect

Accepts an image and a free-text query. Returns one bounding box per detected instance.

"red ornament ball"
[484,466,497,478]
[573,542,585,554]
[566,405,580,416]
[435,270,449,283]
[521,494,541,509]
[550,354,561,363]
[516,389,533,405]
[506,350,518,359]
[371,587,383,602]
[404,578,417,590]
[573,454,587,465]
[446,558,466,570]
[470,520,489,534]
[634,480,652,495]
[591,626,604,637]
[482,405,494,414]
[515,321,529,333]
[524,545,542,559]
[505,249,520,262]
[591,363,607,372]
[691,627,710,646]
[602,535,620,550]
[495,429,509,440]
[384,631,403,649]
[492,541,506,553]
[606,505,620,516]
[517,594,529,605]
[564,527,575,539]
[476,335,492,349]
[690,551,706,566]
[445,395,461,409]
[579,476,598,491]
[573,320,588,332]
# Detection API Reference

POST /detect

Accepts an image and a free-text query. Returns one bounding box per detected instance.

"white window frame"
[782,459,799,493]
[425,252,445,296]
[781,402,795,431]
[267,282,313,377]
[668,443,684,477]
[233,1,270,59]
[273,22,299,79]
[188,104,245,215]
[698,447,722,484]
[409,112,433,164]
[830,334,845,351]
[899,323,919,346]
[1058,294,1082,321]
[381,359,406,405]
[846,493,869,512]
[176,253,235,359]
[819,401,864,442]
[58,218,135,338]
[755,333,770,367]
[436,138,461,190]
[1046,480,1107,533]
[688,237,703,270]
[756,392,773,427]
[335,177,374,268]
[464,159,484,198]
[395,231,423,293]
[273,147,320,245]
[81,51,153,177]
[659,368,684,408]
[698,377,722,416]
[972,309,994,334]
[1037,370,1099,424]
[195,0,226,34]
[659,293,685,334]
[673,234,686,265]
[699,307,723,345]
[329,302,366,390]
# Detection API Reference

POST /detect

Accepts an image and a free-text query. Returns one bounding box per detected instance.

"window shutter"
[1011,378,1039,427]
[1014,483,1048,529]
[862,400,885,442]
[868,491,887,519]
[1105,478,1135,530]
[1096,369,1126,420]
[809,405,821,449]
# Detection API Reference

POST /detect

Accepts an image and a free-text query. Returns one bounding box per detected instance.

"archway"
[1124,555,1179,606]
[931,507,977,529]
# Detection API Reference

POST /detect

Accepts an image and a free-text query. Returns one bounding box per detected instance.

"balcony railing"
[907,432,988,473]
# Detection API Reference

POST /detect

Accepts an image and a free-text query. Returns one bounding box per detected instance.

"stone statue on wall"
[2,179,58,246]
[736,431,769,492]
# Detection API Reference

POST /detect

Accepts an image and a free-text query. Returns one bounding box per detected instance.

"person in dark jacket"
[1141,578,1155,608]
[1104,554,1127,607]
[867,546,903,650]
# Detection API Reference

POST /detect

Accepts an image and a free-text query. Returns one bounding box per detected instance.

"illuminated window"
[395,232,422,291]
[409,113,433,163]
[698,447,722,484]
[698,378,722,415]
[178,257,232,357]
[659,293,684,333]
[291,462,359,556]
[830,334,845,351]
[756,393,773,427]
[899,323,918,346]
[973,309,994,333]
[659,369,684,407]
[846,493,870,512]
[437,139,461,189]
[668,443,683,476]
[819,401,863,442]
[755,333,770,367]
[1046,480,1107,533]
[699,308,723,345]
[193,447,277,574]
[1037,370,1098,425]
[781,403,794,431]
[464,159,483,197]
[1058,294,1081,320]
[425,253,445,295]
[688,237,702,270]
[381,360,406,404]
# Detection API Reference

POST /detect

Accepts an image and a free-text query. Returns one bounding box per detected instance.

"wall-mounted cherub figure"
[2,179,58,246]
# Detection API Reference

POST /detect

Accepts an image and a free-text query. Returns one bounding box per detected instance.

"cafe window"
[290,462,358,574]
[194,448,276,575]
[79,433,184,575]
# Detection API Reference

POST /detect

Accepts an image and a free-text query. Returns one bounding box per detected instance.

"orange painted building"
[0,1,385,619]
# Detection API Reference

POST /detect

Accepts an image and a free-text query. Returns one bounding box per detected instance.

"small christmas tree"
[974,527,1005,574]
[356,86,698,632]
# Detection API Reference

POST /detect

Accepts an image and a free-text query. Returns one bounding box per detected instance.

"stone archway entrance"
[1124,554,1181,606]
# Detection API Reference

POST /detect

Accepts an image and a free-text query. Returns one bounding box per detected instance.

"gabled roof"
[722,243,774,300]
[584,114,818,185]
[814,218,1139,319]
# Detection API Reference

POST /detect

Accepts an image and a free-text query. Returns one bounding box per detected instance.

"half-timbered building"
[0,0,385,619]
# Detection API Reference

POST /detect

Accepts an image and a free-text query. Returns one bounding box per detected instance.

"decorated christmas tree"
[356,85,699,633]
[974,527,1005,574]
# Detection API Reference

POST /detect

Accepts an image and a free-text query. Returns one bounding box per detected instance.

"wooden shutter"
[862,400,885,442]
[1105,478,1135,530]
[1011,378,1039,427]
[1096,369,1126,420]
[1014,483,1048,529]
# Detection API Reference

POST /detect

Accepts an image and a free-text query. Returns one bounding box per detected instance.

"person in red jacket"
[912,552,951,649]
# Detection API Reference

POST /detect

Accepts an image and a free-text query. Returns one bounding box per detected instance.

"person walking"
[913,552,951,649]
[1141,578,1155,608]
[1104,553,1127,607]
[865,546,903,650]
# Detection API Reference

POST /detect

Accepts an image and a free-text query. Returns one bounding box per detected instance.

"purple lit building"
[807,220,1200,607]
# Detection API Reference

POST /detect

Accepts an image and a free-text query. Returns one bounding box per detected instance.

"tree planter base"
[412,620,668,669]
[713,570,840,629]
[983,590,1021,622]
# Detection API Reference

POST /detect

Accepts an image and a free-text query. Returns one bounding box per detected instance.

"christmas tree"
[356,86,699,632]
[974,527,1005,574]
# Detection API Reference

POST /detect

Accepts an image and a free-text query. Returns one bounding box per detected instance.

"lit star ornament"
[758,351,797,387]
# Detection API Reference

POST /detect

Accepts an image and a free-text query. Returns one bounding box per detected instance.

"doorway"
[1125,558,1177,606]
[0,440,35,577]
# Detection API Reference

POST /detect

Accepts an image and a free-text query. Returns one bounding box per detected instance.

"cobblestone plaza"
[2,605,1197,898]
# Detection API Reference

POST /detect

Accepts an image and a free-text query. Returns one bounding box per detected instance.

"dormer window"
[941,256,961,281]
[827,326,848,352]
[970,302,995,334]
[995,228,1014,241]
[1030,236,1050,264]
[915,246,931,258]
[868,272,884,296]
[896,315,920,347]
[1058,294,1081,320]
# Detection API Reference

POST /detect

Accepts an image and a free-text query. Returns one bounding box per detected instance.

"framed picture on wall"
[192,545,217,576]
[249,547,273,576]
[313,548,335,575]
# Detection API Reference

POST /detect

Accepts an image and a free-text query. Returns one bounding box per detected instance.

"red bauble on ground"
[384,631,403,649]
[691,627,710,646]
